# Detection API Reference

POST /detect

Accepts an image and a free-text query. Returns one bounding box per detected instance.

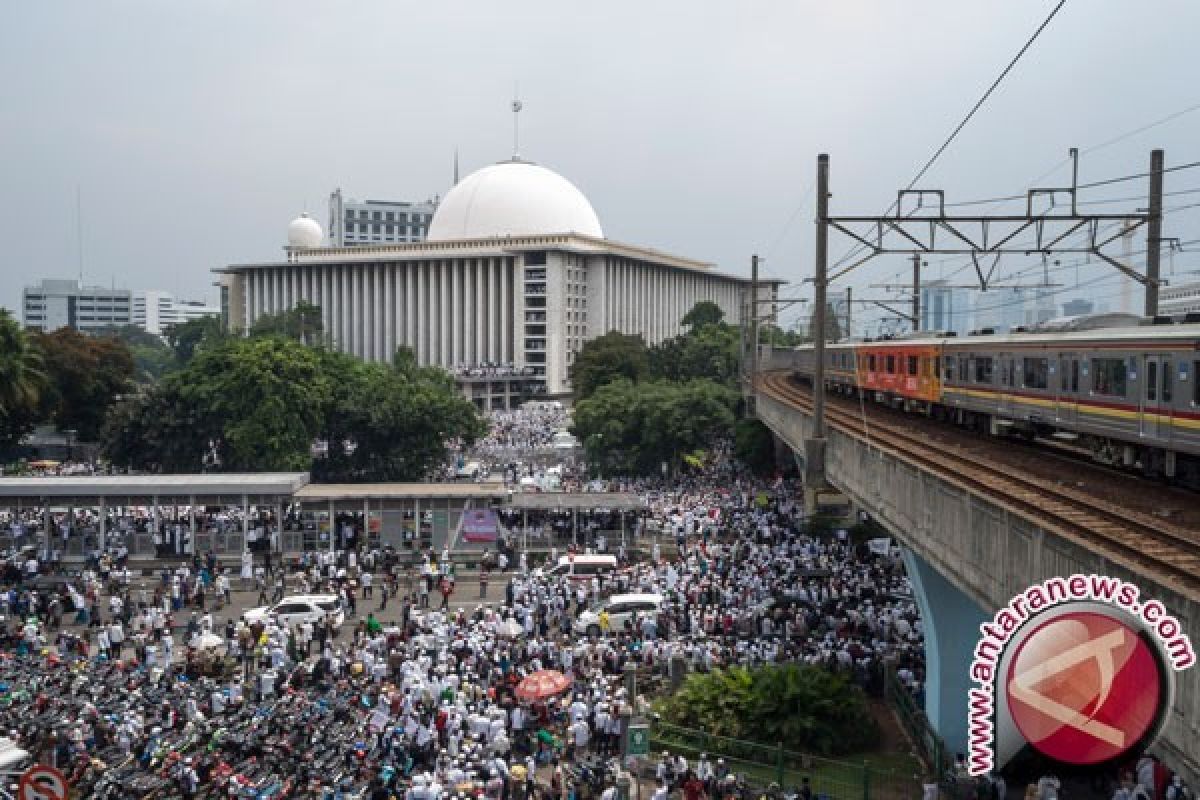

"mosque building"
[216,156,778,406]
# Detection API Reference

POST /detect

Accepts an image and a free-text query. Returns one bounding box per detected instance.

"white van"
[538,554,619,582]
[575,592,663,637]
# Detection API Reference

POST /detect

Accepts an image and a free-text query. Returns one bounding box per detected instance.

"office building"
[1159,278,1200,317]
[22,279,132,332]
[1061,298,1095,317]
[133,291,221,336]
[328,189,437,248]
[219,158,779,404]
[919,280,968,334]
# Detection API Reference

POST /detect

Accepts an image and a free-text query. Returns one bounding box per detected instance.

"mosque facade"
[216,158,778,401]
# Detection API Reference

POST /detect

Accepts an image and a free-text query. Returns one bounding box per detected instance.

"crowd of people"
[0,404,1194,800]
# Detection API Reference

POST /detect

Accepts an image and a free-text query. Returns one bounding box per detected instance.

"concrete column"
[385,264,395,361]
[901,547,988,756]
[438,261,449,367]
[449,261,460,367]
[485,261,496,362]
[473,260,484,365]
[189,496,196,554]
[501,258,511,363]
[241,494,250,553]
[405,264,416,355]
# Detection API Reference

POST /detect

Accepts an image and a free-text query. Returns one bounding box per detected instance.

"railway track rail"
[757,371,1200,599]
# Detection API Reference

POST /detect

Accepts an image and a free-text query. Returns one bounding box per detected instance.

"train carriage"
[941,323,1200,484]
[784,316,1200,488]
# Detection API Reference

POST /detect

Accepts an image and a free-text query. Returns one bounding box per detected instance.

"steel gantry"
[800,148,1166,492]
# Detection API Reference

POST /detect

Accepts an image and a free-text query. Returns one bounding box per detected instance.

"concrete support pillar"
[189,496,196,553]
[329,499,336,553]
[901,546,989,756]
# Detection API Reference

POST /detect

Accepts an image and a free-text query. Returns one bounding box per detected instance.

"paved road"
[54,572,519,646]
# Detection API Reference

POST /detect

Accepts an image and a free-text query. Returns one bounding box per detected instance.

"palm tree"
[0,310,46,417]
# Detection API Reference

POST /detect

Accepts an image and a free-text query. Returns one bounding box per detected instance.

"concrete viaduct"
[751,364,1200,782]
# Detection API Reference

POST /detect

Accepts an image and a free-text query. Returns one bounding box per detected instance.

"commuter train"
[783,314,1200,489]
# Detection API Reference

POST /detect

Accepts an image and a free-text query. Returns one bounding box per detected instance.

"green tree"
[569,331,649,399]
[313,348,485,482]
[249,301,324,345]
[165,315,226,366]
[681,300,725,330]
[655,664,879,757]
[93,324,175,382]
[101,338,485,477]
[806,302,844,343]
[758,323,804,347]
[33,328,135,442]
[102,336,330,472]
[734,418,776,476]
[0,311,46,450]
[572,378,737,476]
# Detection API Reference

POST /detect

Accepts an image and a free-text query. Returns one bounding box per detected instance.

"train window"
[959,356,968,381]
[1071,360,1079,392]
[868,354,876,371]
[1163,362,1172,403]
[907,356,918,376]
[1093,358,1127,397]
[974,357,993,383]
[887,355,896,373]
[1193,361,1199,405]
[1023,358,1048,390]
[944,357,955,381]
[1147,362,1158,401]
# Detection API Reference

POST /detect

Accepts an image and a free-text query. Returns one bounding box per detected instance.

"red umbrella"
[515,669,572,701]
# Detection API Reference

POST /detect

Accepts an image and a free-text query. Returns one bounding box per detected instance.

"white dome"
[426,159,602,241]
[287,213,323,248]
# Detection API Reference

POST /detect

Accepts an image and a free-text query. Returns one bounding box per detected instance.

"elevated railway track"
[757,370,1200,601]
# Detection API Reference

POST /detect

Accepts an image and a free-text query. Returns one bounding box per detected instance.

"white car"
[243,594,345,630]
[575,593,663,637]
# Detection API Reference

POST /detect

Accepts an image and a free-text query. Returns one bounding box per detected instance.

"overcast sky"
[2,1,1198,332]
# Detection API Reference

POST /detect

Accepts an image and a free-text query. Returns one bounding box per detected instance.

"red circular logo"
[1006,611,1164,765]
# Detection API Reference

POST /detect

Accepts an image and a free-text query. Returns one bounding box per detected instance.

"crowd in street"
[0,405,1193,800]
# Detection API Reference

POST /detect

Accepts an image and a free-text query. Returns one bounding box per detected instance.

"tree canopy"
[571,378,737,475]
[102,335,484,478]
[248,301,325,345]
[655,664,880,757]
[681,300,725,330]
[165,315,227,366]
[0,311,46,450]
[31,328,135,442]
[568,331,649,400]
[94,324,175,383]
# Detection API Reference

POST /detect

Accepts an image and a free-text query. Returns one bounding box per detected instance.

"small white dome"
[426,159,602,241]
[287,213,323,248]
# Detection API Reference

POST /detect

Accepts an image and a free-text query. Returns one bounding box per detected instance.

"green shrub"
[654,664,880,756]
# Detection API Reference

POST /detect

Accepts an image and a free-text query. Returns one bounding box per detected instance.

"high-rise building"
[133,290,221,335]
[919,280,968,334]
[1159,277,1200,317]
[22,279,132,332]
[327,189,438,248]
[1061,298,1095,317]
[219,158,780,405]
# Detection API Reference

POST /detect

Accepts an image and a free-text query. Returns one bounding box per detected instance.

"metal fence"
[885,668,950,779]
[648,720,923,800]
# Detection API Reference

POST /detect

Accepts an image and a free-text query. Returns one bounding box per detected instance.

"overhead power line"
[830,0,1069,271]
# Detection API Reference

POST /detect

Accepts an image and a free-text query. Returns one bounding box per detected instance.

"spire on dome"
[511,85,523,161]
